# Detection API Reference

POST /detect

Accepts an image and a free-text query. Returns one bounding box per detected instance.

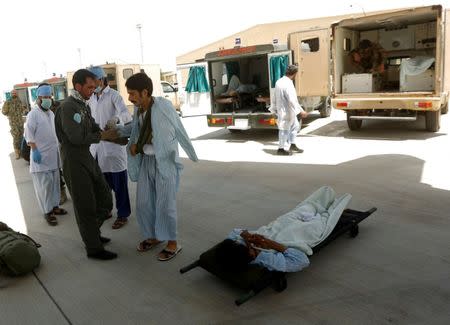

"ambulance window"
[123,68,133,80]
[301,38,319,52]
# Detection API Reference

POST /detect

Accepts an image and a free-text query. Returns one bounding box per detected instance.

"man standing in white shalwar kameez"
[24,84,67,226]
[269,65,308,156]
[118,73,198,261]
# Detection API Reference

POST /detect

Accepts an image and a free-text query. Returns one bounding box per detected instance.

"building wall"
[176,9,406,65]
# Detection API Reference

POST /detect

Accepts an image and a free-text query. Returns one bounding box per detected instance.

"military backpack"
[0,222,41,276]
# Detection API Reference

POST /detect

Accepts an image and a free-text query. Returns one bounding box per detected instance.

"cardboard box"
[342,73,382,93]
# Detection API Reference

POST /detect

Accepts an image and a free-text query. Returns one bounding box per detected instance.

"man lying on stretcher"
[217,230,310,273]
[216,186,352,273]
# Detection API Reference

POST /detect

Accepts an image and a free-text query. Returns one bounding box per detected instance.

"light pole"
[350,4,366,16]
[136,24,144,64]
[77,48,83,68]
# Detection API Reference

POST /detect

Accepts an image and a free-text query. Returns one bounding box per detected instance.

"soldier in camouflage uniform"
[2,90,27,159]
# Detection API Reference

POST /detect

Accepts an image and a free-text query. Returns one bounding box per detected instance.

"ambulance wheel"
[425,110,440,132]
[349,225,359,238]
[319,96,332,118]
[346,111,362,130]
[440,104,448,114]
[274,277,287,292]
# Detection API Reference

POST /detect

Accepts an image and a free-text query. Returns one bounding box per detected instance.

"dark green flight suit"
[55,96,112,254]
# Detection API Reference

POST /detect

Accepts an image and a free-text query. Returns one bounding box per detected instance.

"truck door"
[289,29,330,97]
[176,62,211,117]
[267,50,293,101]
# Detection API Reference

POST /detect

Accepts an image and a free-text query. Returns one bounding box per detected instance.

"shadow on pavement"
[3,152,450,324]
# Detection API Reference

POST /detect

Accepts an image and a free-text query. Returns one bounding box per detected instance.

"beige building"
[176,13,368,64]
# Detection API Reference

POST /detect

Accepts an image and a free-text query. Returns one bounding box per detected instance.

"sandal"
[158,246,182,261]
[112,217,128,229]
[136,239,162,252]
[52,207,68,215]
[45,213,58,226]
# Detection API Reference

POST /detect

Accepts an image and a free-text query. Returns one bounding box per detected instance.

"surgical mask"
[40,98,52,110]
[94,85,102,93]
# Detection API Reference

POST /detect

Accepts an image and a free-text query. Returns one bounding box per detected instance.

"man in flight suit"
[55,69,119,260]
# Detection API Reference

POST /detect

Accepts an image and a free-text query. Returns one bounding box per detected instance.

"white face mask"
[40,98,52,110]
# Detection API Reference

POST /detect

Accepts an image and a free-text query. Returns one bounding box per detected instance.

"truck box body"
[330,5,448,131]
[195,44,292,130]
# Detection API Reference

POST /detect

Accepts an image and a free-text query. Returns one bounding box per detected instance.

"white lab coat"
[24,106,60,173]
[270,76,304,130]
[88,86,132,173]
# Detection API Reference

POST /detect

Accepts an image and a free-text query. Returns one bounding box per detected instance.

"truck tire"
[346,111,362,130]
[319,96,332,118]
[441,104,448,114]
[425,110,440,132]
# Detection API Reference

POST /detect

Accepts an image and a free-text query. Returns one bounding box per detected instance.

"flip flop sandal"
[112,218,128,229]
[45,213,58,226]
[158,246,182,261]
[136,240,162,252]
[52,207,68,215]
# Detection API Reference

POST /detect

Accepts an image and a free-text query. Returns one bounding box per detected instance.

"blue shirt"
[227,229,310,272]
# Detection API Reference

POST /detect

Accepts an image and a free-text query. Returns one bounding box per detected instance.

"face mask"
[40,98,52,110]
[94,85,102,93]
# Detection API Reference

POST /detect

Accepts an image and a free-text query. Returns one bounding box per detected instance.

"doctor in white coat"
[270,65,308,155]
[88,66,132,229]
[24,84,67,226]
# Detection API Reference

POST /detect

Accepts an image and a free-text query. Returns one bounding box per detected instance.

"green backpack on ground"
[0,222,41,276]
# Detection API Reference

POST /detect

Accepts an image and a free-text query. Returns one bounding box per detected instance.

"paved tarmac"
[1,109,449,324]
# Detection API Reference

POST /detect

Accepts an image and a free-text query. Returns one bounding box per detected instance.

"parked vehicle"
[177,44,331,130]
[329,5,448,132]
[66,63,162,112]
[161,81,180,113]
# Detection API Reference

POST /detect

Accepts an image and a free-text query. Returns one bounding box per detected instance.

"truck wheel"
[346,111,362,130]
[319,97,332,118]
[425,110,440,132]
[441,104,448,115]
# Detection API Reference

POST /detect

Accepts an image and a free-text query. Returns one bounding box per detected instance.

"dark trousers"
[63,152,113,254]
[103,170,131,219]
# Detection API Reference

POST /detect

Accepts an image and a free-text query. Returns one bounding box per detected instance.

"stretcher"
[180,207,376,306]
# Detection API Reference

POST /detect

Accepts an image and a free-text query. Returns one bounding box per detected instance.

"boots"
[14,149,20,160]
[59,188,68,205]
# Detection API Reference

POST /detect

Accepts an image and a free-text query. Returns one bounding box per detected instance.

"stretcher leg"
[180,260,200,274]
[235,290,256,306]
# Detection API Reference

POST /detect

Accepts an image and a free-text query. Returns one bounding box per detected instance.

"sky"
[0,0,447,94]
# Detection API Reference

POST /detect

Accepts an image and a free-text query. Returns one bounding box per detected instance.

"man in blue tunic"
[119,73,198,261]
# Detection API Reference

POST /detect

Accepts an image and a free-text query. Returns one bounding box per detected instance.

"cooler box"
[342,73,382,93]
[400,70,434,92]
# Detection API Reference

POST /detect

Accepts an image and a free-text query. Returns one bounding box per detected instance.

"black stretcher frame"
[180,207,377,306]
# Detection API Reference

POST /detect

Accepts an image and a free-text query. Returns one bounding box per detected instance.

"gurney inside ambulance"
[180,186,376,305]
[211,58,270,113]
[334,8,438,94]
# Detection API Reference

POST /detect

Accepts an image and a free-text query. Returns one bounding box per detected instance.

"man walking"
[2,89,27,159]
[55,69,119,260]
[24,84,67,226]
[270,65,308,156]
[87,66,132,229]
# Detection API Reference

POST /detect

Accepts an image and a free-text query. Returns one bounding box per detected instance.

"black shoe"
[289,144,304,153]
[100,236,111,244]
[277,148,292,156]
[87,250,118,260]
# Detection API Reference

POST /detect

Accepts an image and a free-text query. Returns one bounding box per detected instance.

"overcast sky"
[0,0,447,93]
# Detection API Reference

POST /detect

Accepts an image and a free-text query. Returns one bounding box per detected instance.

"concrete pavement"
[0,110,449,324]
